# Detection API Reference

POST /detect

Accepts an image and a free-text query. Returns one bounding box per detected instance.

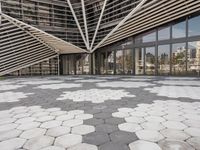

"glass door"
[135,48,144,75]
[145,47,156,75]
[158,45,170,75]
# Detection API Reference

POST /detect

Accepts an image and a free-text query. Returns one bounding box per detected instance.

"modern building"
[1,0,200,76]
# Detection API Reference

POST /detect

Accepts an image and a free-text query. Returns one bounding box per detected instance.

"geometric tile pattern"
[35,83,82,89]
[0,92,33,103]
[0,106,96,150]
[144,86,200,99]
[0,85,26,91]
[57,89,135,103]
[155,80,200,86]
[113,100,200,150]
[97,81,155,88]
[0,76,200,150]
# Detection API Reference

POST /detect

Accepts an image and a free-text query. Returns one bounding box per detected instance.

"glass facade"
[92,12,200,76]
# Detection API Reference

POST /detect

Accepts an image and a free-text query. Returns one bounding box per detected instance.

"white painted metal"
[67,0,89,50]
[90,0,108,51]
[81,0,89,47]
[91,0,148,52]
[2,13,87,54]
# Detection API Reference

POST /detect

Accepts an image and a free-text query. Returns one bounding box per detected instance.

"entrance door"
[135,48,144,75]
[145,47,156,75]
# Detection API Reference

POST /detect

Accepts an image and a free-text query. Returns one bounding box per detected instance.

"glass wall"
[188,15,200,37]
[158,45,170,75]
[124,49,133,75]
[188,41,200,75]
[116,50,124,74]
[171,43,186,75]
[145,47,156,75]
[172,20,186,38]
[100,52,107,74]
[107,51,114,75]
[135,48,144,75]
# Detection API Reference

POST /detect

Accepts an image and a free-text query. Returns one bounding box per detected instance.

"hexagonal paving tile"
[23,136,54,150]
[187,137,200,150]
[55,134,82,148]
[158,139,195,150]
[0,138,26,150]
[20,128,46,139]
[184,128,200,137]
[46,126,70,137]
[68,143,98,150]
[141,122,165,131]
[162,121,188,130]
[129,140,162,150]
[118,123,142,133]
[136,130,164,142]
[71,125,95,135]
[160,129,190,141]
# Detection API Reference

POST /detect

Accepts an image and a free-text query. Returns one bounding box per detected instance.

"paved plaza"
[0,76,200,150]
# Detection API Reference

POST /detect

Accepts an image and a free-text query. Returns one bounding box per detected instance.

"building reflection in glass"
[172,43,186,75]
[188,41,200,75]
[107,51,114,75]
[100,52,107,74]
[158,45,170,75]
[145,47,156,75]
[135,48,144,75]
[116,50,124,74]
[124,49,133,75]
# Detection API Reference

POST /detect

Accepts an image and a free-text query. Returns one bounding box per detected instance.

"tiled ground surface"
[0,76,200,150]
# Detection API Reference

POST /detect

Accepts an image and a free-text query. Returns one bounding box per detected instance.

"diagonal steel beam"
[67,0,89,50]
[81,0,89,47]
[91,0,148,52]
[90,0,108,51]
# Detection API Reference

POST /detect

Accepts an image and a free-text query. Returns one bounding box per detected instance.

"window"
[158,26,170,41]
[107,51,114,75]
[135,48,144,75]
[116,50,124,74]
[124,49,133,75]
[145,47,156,75]
[188,15,200,37]
[172,20,186,38]
[158,45,170,75]
[172,43,186,75]
[187,41,200,75]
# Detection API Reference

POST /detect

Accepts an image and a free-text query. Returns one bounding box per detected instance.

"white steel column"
[91,0,148,52]
[81,0,89,48]
[67,0,89,50]
[90,0,108,50]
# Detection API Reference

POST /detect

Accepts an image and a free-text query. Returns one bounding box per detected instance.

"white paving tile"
[57,89,135,103]
[0,138,26,150]
[71,125,95,135]
[136,130,164,142]
[35,83,82,89]
[62,119,83,127]
[20,128,46,139]
[46,126,70,137]
[40,120,62,129]
[0,92,33,103]
[184,128,200,137]
[160,129,190,141]
[68,143,98,150]
[55,134,82,148]
[162,121,187,130]
[0,129,22,141]
[129,140,162,150]
[23,136,54,150]
[118,123,142,132]
[187,137,200,150]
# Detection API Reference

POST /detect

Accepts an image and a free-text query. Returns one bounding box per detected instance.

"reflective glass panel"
[69,56,75,75]
[116,50,124,74]
[187,41,200,75]
[76,55,82,75]
[158,26,170,41]
[135,48,144,75]
[188,15,200,37]
[172,43,186,75]
[100,52,107,74]
[124,49,133,75]
[158,45,170,75]
[82,54,90,75]
[107,51,114,75]
[143,30,156,43]
[172,21,186,38]
[145,47,156,75]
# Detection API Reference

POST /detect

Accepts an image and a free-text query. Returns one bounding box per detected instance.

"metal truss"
[91,0,148,52]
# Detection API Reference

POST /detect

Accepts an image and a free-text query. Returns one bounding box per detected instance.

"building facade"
[1,0,200,76]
